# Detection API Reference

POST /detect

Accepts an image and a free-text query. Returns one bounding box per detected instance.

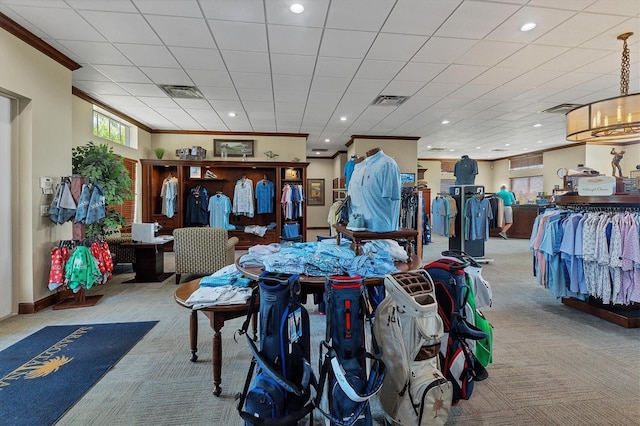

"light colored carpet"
[1,234,639,425]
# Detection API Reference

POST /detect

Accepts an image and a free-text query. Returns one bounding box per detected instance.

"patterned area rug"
[0,321,157,426]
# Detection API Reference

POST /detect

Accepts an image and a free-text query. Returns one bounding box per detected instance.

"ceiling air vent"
[491,148,508,152]
[312,148,328,152]
[541,103,583,113]
[158,84,204,99]
[371,95,410,107]
[426,147,447,152]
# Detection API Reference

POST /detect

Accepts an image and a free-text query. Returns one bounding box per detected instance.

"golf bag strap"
[245,333,312,396]
[235,357,257,416]
[239,286,260,335]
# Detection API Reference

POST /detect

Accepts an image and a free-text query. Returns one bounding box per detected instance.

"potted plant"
[154,147,166,159]
[72,142,133,238]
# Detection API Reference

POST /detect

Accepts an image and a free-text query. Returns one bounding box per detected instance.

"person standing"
[495,184,515,239]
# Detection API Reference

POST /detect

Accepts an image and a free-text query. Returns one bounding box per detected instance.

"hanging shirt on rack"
[161,175,178,218]
[464,195,493,241]
[185,186,209,226]
[233,176,254,217]
[255,178,275,214]
[208,193,234,230]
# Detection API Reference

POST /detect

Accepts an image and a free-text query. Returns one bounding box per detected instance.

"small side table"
[174,279,257,396]
[121,239,173,283]
[333,223,418,256]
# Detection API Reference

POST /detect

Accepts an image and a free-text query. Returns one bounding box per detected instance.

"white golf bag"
[373,270,452,426]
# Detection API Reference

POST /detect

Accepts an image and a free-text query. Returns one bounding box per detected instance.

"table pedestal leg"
[211,314,225,397]
[189,310,198,362]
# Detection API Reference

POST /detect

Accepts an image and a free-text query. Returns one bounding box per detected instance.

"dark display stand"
[448,185,485,258]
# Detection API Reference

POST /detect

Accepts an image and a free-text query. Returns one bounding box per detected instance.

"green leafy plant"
[72,142,133,238]
[154,147,166,159]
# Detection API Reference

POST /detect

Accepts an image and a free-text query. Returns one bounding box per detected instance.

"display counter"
[490,204,546,239]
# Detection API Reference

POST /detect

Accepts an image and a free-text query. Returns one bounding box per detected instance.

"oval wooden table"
[173,279,256,396]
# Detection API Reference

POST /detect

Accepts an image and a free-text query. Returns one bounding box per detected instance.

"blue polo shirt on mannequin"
[350,149,401,232]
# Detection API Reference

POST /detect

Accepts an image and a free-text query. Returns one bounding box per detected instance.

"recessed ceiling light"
[537,140,543,144]
[441,120,450,124]
[426,145,432,149]
[533,123,542,127]
[228,112,236,117]
[316,151,320,155]
[505,143,511,146]
[290,4,304,14]
[523,147,528,150]
[476,146,481,149]
[325,139,330,142]
[340,116,347,121]
[449,149,455,152]
[520,22,536,32]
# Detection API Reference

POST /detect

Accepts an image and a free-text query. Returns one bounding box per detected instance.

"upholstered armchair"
[173,227,240,284]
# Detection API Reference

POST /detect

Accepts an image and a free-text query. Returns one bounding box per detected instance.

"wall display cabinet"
[141,160,308,250]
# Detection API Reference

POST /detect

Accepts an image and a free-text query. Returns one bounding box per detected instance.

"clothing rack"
[549,195,640,327]
[52,239,105,310]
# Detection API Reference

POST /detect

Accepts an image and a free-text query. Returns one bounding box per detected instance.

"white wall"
[0,27,74,305]
[306,158,334,228]
[0,95,12,318]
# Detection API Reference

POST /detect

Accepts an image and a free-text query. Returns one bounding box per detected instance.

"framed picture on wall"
[213,139,254,157]
[307,178,325,206]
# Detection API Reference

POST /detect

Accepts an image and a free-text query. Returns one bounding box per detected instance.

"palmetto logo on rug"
[0,326,92,389]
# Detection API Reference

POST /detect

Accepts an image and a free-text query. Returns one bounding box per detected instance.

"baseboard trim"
[18,290,72,314]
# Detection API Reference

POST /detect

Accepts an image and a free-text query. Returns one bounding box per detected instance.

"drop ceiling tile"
[146,15,214,48]
[273,74,312,91]
[119,83,166,97]
[208,20,268,52]
[66,0,137,13]
[413,82,461,98]
[231,72,273,90]
[306,92,342,107]
[57,41,131,65]
[138,96,177,108]
[310,76,352,93]
[456,41,525,67]
[435,1,520,39]
[268,24,323,55]
[367,33,428,61]
[73,65,113,82]
[274,90,309,103]
[115,44,180,68]
[497,45,568,69]
[346,79,389,95]
[314,57,361,78]
[535,13,627,47]
[79,10,161,44]
[169,47,226,71]
[199,86,239,101]
[264,0,329,27]
[131,0,202,18]
[326,1,393,31]
[222,51,270,73]
[174,99,213,110]
[97,94,147,107]
[382,0,462,36]
[382,80,425,96]
[485,6,576,44]
[139,67,193,85]
[7,5,105,41]
[237,88,274,102]
[505,69,565,89]
[275,102,307,113]
[320,29,377,58]
[200,0,265,23]
[76,81,129,95]
[270,54,317,76]
[354,60,405,80]
[432,64,489,84]
[413,37,478,64]
[93,65,152,83]
[187,69,234,87]
[208,100,243,110]
[395,62,448,82]
[470,67,527,86]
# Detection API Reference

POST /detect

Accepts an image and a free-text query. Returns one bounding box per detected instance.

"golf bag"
[237,272,315,425]
[317,276,386,426]
[440,250,494,367]
[423,258,488,402]
[373,270,453,426]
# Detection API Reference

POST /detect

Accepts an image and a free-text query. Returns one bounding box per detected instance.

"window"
[509,153,543,170]
[510,175,543,204]
[440,178,456,194]
[440,160,456,173]
[109,157,137,228]
[93,109,130,146]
